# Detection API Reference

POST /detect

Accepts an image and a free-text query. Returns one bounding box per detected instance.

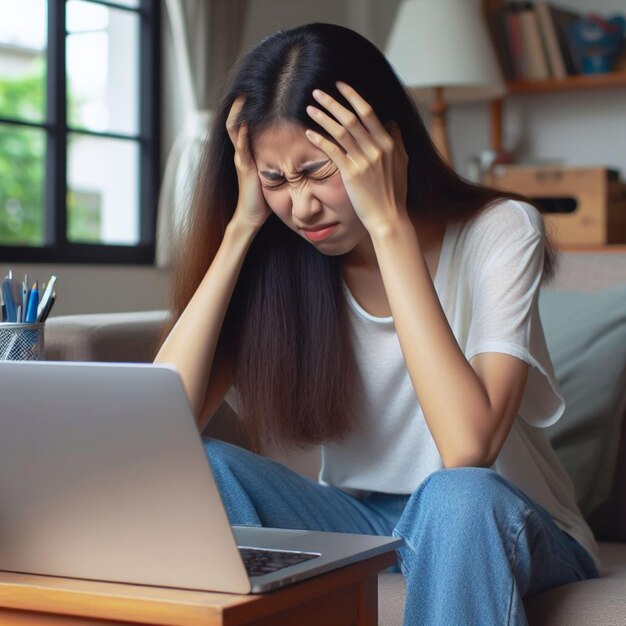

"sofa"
[45,253,626,625]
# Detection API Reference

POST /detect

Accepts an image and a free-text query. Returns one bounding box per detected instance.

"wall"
[241,0,401,51]
[0,263,170,316]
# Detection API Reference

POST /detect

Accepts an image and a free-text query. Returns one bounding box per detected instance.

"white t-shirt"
[318,199,600,569]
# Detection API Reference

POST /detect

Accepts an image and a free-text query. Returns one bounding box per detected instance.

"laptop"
[0,360,401,594]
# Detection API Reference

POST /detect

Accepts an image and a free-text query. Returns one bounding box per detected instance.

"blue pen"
[2,278,16,322]
[25,281,39,324]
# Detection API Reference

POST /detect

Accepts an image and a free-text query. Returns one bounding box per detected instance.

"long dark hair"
[159,23,556,452]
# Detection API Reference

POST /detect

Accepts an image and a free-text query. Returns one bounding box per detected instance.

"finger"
[235,122,255,169]
[304,129,350,170]
[226,95,246,145]
[311,89,379,158]
[306,104,368,165]
[335,82,391,148]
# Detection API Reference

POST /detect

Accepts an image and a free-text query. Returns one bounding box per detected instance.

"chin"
[305,238,357,258]
[313,246,347,257]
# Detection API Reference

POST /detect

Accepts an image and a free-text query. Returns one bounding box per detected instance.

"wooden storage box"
[483,166,626,246]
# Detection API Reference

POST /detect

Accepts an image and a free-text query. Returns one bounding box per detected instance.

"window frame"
[0,0,160,265]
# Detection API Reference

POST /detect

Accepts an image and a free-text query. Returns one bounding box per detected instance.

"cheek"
[319,172,349,198]
[319,178,354,212]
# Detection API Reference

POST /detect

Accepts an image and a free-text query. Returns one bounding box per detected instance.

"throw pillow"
[538,284,626,523]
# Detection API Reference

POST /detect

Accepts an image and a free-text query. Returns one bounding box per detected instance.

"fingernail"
[312,89,323,100]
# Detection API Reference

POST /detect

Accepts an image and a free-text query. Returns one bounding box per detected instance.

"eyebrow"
[260,159,329,179]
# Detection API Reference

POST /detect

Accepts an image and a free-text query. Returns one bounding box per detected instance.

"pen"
[9,273,21,322]
[25,281,39,324]
[22,274,29,322]
[37,275,57,322]
[2,278,16,322]
[40,291,56,322]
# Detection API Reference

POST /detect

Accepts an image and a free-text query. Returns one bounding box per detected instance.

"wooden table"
[0,552,395,626]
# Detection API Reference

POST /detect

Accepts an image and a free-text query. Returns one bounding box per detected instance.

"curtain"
[156,0,248,268]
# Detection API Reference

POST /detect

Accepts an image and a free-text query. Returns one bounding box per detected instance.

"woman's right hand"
[226,95,272,230]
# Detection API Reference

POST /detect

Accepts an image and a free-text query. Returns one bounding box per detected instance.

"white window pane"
[0,124,46,247]
[108,0,141,8]
[66,1,109,33]
[0,0,47,123]
[0,0,47,49]
[67,134,140,245]
[66,1,139,135]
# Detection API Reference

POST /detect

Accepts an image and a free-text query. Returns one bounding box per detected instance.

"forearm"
[370,216,493,466]
[154,218,258,416]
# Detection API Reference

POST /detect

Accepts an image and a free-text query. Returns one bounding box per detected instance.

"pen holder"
[0,322,45,361]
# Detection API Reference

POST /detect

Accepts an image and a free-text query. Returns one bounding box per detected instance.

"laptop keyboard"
[238,547,320,577]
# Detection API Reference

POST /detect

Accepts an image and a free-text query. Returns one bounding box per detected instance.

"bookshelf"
[482,0,626,252]
[507,71,626,94]
[482,0,626,143]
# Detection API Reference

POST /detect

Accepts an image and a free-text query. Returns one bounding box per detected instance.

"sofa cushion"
[586,412,626,542]
[539,285,626,535]
[524,542,626,625]
[46,311,169,362]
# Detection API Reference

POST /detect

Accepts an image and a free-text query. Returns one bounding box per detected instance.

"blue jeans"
[203,438,598,626]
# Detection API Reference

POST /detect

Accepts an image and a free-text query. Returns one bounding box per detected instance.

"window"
[0,0,160,264]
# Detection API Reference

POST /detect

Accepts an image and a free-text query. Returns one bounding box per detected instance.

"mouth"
[302,223,339,242]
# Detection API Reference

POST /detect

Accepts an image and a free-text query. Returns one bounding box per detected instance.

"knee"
[413,467,518,524]
[203,437,247,471]
[203,437,270,478]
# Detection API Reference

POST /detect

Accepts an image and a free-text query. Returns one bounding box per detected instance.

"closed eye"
[260,180,286,190]
[311,162,338,182]
[260,163,338,191]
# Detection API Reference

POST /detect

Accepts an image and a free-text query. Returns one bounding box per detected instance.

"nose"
[290,185,322,223]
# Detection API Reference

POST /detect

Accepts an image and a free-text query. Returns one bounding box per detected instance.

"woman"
[155,23,599,625]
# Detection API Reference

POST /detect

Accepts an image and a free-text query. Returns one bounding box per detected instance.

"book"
[486,6,516,81]
[517,4,551,79]
[536,1,567,78]
[505,5,526,79]
[549,4,584,75]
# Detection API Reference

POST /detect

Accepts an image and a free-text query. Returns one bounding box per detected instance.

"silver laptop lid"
[0,361,251,593]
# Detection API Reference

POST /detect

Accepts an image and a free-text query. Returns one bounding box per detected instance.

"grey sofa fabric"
[46,310,170,363]
[540,286,626,521]
[524,543,626,626]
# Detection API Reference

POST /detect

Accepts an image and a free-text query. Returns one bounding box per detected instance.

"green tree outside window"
[0,64,101,247]
[0,70,45,246]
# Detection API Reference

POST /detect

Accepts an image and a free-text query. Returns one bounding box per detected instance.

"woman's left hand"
[305,82,409,234]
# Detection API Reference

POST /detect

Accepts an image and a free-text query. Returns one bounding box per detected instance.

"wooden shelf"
[506,71,626,95]
[560,244,626,254]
